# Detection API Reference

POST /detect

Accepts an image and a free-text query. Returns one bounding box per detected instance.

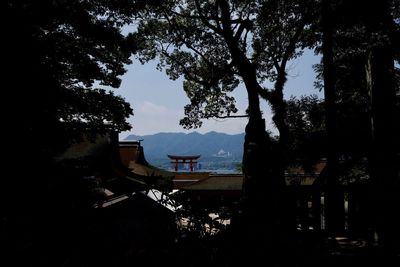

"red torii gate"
[167,155,200,172]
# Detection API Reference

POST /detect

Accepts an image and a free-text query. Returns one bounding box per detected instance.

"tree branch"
[161,11,220,73]
[215,114,249,119]
[161,51,206,85]
[258,87,274,102]
[194,0,223,34]
[279,19,307,74]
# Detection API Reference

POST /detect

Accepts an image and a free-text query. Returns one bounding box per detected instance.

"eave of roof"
[182,175,243,191]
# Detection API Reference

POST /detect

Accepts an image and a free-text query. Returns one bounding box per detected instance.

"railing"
[288,184,373,236]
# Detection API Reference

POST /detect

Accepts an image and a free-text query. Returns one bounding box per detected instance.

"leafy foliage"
[3,0,150,229]
[312,0,400,161]
[133,0,313,130]
[159,190,234,238]
[60,88,133,140]
[4,0,148,155]
[253,0,315,83]
[286,95,326,169]
[134,1,243,128]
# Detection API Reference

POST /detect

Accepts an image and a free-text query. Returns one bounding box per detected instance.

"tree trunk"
[363,0,400,255]
[366,45,399,256]
[321,0,345,234]
[217,6,287,265]
[217,2,295,264]
[218,0,280,204]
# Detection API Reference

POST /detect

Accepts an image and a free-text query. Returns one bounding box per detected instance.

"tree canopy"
[134,0,313,131]
[3,0,156,223]
[4,0,153,155]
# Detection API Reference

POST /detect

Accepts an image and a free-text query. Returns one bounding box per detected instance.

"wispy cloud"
[138,101,169,115]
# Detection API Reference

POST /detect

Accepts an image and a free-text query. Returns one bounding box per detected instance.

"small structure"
[168,154,200,172]
[180,174,244,208]
[173,172,210,188]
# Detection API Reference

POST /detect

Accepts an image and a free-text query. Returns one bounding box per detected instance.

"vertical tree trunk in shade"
[366,46,399,255]
[217,0,286,210]
[216,3,293,263]
[321,0,345,234]
[363,0,400,255]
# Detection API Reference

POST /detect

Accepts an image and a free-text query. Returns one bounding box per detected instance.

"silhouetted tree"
[286,95,326,168]
[4,0,141,154]
[2,1,152,266]
[362,0,400,255]
[135,0,312,216]
[310,0,400,251]
[133,1,317,264]
[319,0,346,234]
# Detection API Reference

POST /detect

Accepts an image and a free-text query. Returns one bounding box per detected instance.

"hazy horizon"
[119,130,246,140]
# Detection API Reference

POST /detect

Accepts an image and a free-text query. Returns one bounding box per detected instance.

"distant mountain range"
[124,131,245,170]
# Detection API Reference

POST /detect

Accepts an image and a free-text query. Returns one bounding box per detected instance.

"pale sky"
[114,49,321,139]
